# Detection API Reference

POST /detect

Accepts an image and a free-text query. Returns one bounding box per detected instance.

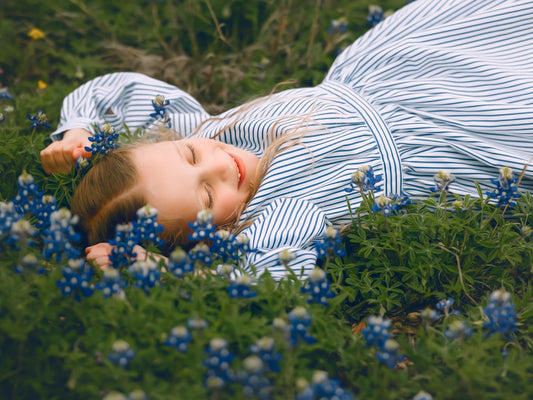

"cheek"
[213,191,243,225]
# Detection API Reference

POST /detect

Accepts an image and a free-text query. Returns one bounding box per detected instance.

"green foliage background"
[1,0,532,399]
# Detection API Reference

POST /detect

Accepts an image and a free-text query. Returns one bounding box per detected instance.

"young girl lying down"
[40,0,533,279]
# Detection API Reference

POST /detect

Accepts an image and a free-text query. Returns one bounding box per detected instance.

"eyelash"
[188,143,214,208]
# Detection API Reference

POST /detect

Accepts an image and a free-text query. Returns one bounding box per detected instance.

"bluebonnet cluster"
[0,87,14,100]
[203,338,235,389]
[15,253,41,274]
[128,259,161,293]
[33,195,57,229]
[27,110,51,129]
[371,194,397,217]
[189,243,213,265]
[56,259,94,298]
[41,208,81,262]
[84,123,119,156]
[187,317,208,331]
[108,223,138,269]
[0,201,19,239]
[150,95,171,128]
[237,355,272,399]
[295,371,353,400]
[249,337,282,373]
[483,289,517,338]
[96,268,127,298]
[413,391,433,400]
[278,248,295,267]
[430,170,455,193]
[436,297,460,317]
[212,229,240,262]
[108,340,135,367]
[166,247,194,277]
[227,274,257,299]
[189,209,216,242]
[301,267,335,306]
[443,320,472,340]
[345,165,382,193]
[135,204,165,246]
[327,17,347,34]
[315,226,345,259]
[486,167,521,206]
[13,172,42,215]
[164,326,192,353]
[420,307,440,326]
[367,5,385,26]
[362,315,405,368]
[5,218,36,249]
[286,307,317,346]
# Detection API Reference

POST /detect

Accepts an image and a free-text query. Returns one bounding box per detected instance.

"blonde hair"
[71,81,319,250]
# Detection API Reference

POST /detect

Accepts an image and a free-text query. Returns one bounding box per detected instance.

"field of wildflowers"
[1,0,532,399]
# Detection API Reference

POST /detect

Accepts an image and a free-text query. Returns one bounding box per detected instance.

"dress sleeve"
[51,72,210,141]
[242,197,328,280]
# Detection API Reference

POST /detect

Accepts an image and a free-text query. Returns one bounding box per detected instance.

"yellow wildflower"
[27,28,45,40]
[37,80,47,90]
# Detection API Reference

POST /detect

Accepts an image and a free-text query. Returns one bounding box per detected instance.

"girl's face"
[132,138,260,233]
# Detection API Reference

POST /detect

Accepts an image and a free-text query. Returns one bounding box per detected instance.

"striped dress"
[52,0,533,279]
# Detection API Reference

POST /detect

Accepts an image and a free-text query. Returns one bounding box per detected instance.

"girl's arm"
[43,72,210,173]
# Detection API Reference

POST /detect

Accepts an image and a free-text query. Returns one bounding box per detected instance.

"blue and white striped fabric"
[52,0,533,279]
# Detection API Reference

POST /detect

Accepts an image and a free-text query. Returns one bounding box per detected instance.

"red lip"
[229,153,245,188]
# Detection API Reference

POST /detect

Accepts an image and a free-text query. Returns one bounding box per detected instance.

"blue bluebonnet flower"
[15,253,41,274]
[189,243,213,265]
[33,195,57,229]
[371,194,398,217]
[483,289,517,338]
[345,165,382,193]
[436,297,460,317]
[0,87,14,100]
[189,209,216,242]
[444,320,472,340]
[287,307,317,346]
[42,208,81,262]
[6,219,36,249]
[227,274,257,299]
[296,371,354,400]
[237,355,272,399]
[127,389,149,400]
[135,204,165,246]
[166,247,194,277]
[250,337,282,373]
[128,259,161,293]
[315,226,345,259]
[367,5,384,26]
[164,326,192,352]
[56,259,94,298]
[211,229,239,262]
[235,233,250,253]
[109,222,138,269]
[361,315,391,348]
[327,17,348,34]
[84,123,119,155]
[486,167,521,206]
[27,110,51,129]
[413,391,433,400]
[217,263,235,278]
[203,338,235,388]
[278,248,295,267]
[187,317,208,331]
[376,339,405,368]
[0,201,21,239]
[96,268,127,298]
[420,307,440,326]
[430,170,455,193]
[301,267,335,306]
[13,172,42,216]
[150,95,170,119]
[108,340,135,367]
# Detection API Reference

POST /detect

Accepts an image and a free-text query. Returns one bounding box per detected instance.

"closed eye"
[187,143,197,164]
[206,186,214,209]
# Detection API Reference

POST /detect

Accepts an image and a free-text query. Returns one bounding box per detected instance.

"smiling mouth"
[229,153,245,188]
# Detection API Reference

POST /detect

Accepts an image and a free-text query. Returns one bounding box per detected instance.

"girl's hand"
[85,243,164,271]
[40,128,93,174]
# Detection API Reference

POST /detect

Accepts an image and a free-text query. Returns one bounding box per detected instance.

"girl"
[41,0,533,279]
